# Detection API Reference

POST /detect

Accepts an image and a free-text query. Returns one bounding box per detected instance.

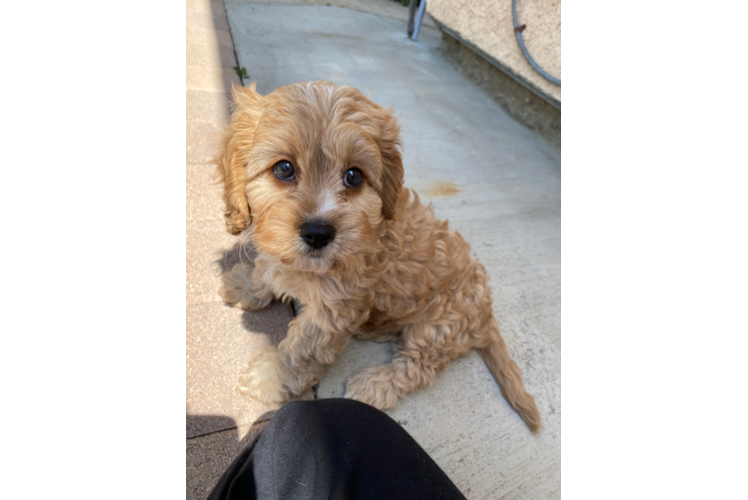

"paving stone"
[187,0,229,17]
[187,90,231,125]
[187,7,231,32]
[187,42,238,70]
[187,64,241,94]
[187,25,236,49]
[186,219,239,305]
[187,162,225,222]
[186,118,224,165]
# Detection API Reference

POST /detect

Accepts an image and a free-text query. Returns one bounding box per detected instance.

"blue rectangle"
[561,110,748,213]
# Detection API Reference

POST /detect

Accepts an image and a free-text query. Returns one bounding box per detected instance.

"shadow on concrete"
[187,412,237,439]
[241,306,292,346]
[186,410,277,500]
[215,240,257,276]
[215,240,295,348]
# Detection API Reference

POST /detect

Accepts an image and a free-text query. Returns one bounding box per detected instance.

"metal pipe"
[407,0,419,36]
[411,0,427,41]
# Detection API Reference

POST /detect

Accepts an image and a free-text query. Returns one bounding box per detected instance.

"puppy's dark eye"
[273,161,295,180]
[343,168,363,188]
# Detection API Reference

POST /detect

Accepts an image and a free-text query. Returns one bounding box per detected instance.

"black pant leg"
[207,398,467,500]
[205,429,260,500]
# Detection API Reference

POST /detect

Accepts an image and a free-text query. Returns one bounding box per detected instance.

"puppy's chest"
[272,268,375,310]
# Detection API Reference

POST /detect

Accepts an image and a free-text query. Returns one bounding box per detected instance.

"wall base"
[440,31,560,151]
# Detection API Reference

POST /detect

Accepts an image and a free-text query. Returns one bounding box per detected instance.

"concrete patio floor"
[187,0,560,498]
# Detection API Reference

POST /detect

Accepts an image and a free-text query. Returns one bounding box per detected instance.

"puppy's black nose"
[299,221,336,249]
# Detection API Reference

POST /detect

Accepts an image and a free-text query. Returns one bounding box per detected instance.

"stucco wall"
[427,0,560,104]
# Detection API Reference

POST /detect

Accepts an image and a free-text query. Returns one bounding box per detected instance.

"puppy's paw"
[344,365,400,410]
[220,263,273,311]
[237,349,290,405]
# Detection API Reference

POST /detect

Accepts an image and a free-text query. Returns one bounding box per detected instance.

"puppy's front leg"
[237,306,354,405]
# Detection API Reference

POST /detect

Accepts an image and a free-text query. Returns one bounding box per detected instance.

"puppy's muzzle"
[299,221,336,250]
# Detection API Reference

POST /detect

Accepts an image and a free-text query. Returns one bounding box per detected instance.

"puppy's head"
[215,81,403,272]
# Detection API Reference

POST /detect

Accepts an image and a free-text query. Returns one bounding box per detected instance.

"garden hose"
[512,0,561,86]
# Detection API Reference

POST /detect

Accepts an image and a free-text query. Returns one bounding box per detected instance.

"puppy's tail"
[477,318,542,433]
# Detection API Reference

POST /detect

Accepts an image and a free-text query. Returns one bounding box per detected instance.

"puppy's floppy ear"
[214,83,264,235]
[374,106,404,220]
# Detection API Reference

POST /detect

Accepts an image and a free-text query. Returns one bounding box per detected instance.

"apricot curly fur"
[213,80,541,433]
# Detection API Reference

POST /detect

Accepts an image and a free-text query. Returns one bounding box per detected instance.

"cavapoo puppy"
[214,80,541,432]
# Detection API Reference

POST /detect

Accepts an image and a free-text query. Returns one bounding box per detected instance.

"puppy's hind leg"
[345,324,470,410]
[219,262,274,311]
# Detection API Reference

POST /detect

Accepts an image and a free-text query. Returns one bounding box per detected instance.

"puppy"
[214,81,541,432]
